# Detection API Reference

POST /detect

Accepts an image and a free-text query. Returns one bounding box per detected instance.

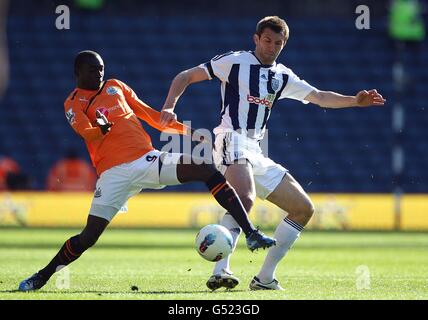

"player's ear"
[282,40,287,49]
[253,34,259,46]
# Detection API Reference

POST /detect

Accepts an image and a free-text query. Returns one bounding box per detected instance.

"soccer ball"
[195,224,233,262]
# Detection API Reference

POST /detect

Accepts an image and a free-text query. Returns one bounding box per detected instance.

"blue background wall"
[1,0,427,192]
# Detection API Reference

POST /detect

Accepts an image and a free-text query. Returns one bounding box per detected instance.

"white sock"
[256,217,303,283]
[213,213,241,275]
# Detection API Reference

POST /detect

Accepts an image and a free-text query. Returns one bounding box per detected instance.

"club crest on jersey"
[94,187,102,198]
[65,108,76,125]
[271,78,280,91]
[106,86,120,95]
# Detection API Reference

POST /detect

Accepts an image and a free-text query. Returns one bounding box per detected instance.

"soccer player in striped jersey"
[161,16,386,291]
[18,50,276,292]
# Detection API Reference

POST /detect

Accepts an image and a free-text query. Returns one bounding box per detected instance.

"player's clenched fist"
[356,89,386,107]
[160,109,177,127]
[96,110,113,134]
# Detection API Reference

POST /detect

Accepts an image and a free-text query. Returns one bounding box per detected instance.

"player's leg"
[160,153,274,250]
[251,172,314,290]
[18,164,130,291]
[205,132,260,290]
[18,214,111,291]
[205,161,257,290]
[267,173,315,225]
[174,155,261,240]
[209,161,256,276]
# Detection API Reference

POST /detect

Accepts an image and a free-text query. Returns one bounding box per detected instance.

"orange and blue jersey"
[64,79,189,176]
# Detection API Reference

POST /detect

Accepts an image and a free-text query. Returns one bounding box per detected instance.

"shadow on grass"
[0,289,247,295]
[0,242,427,250]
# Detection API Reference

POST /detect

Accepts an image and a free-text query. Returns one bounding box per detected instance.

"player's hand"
[356,89,386,107]
[96,110,113,135]
[160,109,177,127]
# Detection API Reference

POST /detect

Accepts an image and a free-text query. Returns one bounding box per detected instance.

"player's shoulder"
[275,63,296,75]
[107,78,123,86]
[107,78,130,91]
[65,89,77,102]
[64,88,79,108]
[275,63,303,80]
[212,50,253,63]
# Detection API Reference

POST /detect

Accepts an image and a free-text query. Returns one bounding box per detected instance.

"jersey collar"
[250,51,276,68]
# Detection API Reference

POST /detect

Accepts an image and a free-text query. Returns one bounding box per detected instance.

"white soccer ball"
[195,224,233,262]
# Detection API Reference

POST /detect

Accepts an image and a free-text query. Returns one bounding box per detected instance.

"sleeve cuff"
[199,62,215,80]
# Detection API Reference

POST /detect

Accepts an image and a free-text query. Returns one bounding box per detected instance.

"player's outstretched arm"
[160,66,210,126]
[305,89,386,108]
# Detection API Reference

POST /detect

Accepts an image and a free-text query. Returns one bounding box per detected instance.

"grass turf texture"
[0,228,427,300]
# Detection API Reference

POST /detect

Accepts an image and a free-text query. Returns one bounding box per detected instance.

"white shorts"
[213,132,288,200]
[89,150,182,221]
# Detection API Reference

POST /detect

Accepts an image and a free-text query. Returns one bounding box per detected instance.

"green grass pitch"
[0,228,427,300]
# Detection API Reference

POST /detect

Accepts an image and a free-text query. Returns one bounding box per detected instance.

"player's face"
[77,55,105,90]
[253,28,286,64]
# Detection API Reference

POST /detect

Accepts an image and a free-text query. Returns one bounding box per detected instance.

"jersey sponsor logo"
[65,108,76,125]
[106,86,120,95]
[97,107,109,117]
[79,97,89,102]
[246,94,275,109]
[97,105,121,117]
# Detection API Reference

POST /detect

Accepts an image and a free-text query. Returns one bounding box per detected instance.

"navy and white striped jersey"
[200,51,317,140]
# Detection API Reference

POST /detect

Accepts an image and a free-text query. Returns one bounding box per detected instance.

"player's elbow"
[175,67,207,85]
[312,91,329,107]
[175,70,192,86]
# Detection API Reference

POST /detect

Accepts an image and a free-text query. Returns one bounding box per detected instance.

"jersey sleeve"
[199,51,237,82]
[64,100,104,142]
[118,80,190,135]
[279,68,317,104]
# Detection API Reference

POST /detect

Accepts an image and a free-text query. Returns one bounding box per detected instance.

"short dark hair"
[74,50,101,75]
[256,16,289,40]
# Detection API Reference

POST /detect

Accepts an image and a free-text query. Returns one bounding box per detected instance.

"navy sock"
[38,235,85,279]
[206,171,254,236]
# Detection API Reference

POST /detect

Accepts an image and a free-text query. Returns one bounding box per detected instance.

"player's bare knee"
[288,198,315,223]
[298,199,315,221]
[306,200,315,219]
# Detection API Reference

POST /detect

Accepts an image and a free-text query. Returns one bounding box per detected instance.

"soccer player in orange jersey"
[18,50,276,291]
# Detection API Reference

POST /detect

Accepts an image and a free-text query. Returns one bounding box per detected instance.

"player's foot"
[246,229,276,252]
[249,276,284,291]
[18,272,47,292]
[206,269,240,291]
